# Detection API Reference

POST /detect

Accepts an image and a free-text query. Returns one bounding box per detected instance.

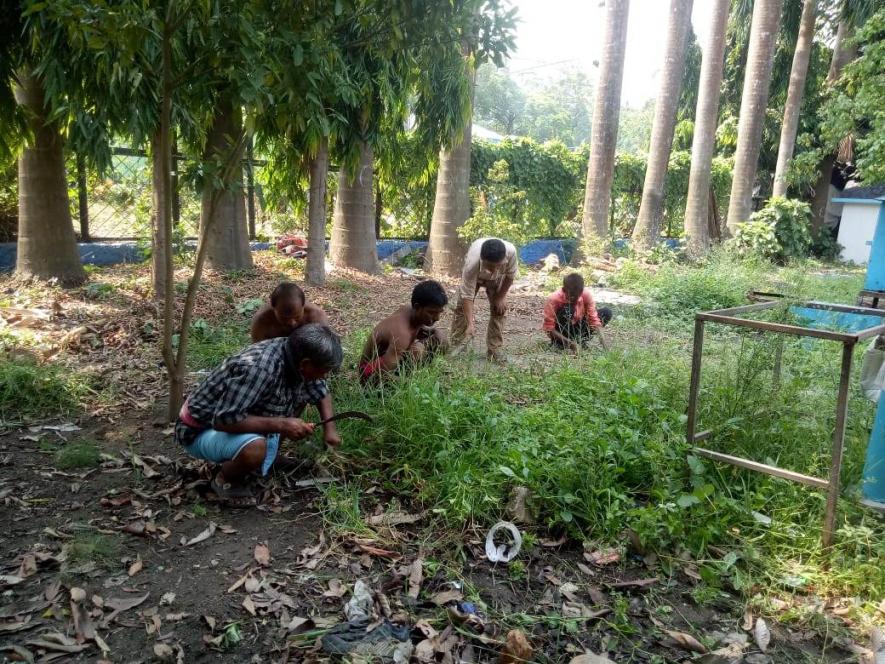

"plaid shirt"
[174,338,329,446]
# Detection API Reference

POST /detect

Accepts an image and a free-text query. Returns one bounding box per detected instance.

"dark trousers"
[551,305,612,348]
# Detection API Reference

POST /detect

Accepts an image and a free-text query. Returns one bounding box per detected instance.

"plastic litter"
[344,579,374,621]
[321,618,412,663]
[484,521,522,563]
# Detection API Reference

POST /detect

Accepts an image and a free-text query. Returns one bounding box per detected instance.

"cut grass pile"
[0,357,90,422]
[55,440,101,469]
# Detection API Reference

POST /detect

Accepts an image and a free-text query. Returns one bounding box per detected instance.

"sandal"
[210,474,257,508]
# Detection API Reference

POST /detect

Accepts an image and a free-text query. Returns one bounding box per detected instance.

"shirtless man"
[251,281,329,342]
[358,280,448,383]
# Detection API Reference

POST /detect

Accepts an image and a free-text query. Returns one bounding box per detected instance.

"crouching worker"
[359,280,449,383]
[175,324,343,506]
[251,281,329,342]
[543,273,611,352]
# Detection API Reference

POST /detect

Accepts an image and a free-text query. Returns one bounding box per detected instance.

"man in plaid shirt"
[175,324,343,506]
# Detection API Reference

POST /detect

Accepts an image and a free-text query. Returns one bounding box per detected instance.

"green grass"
[317,481,374,536]
[0,358,89,422]
[65,532,119,568]
[326,255,883,607]
[54,440,101,469]
[186,321,250,371]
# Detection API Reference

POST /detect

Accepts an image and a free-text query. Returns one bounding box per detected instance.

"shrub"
[459,160,534,246]
[810,226,843,261]
[731,219,781,260]
[730,197,812,261]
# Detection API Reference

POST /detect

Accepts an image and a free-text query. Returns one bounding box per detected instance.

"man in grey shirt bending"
[450,237,518,364]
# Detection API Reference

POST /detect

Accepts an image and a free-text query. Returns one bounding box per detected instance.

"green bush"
[459,160,534,246]
[731,197,812,261]
[810,226,843,261]
[731,219,781,260]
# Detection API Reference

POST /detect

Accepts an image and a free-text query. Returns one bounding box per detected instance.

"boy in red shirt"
[542,273,611,352]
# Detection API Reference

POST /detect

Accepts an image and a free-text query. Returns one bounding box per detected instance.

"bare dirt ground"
[0,254,862,662]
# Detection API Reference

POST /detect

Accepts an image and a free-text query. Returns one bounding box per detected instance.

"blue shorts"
[183,430,281,476]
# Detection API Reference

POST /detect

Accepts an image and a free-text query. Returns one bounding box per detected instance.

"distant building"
[834,185,885,264]
[472,124,505,144]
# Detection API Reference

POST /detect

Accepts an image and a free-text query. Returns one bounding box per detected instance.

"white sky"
[508,0,716,107]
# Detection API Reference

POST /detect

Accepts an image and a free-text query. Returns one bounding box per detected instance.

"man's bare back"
[251,283,329,343]
[251,303,328,342]
[360,306,421,367]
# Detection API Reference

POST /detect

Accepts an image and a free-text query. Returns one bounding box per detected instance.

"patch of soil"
[0,416,858,662]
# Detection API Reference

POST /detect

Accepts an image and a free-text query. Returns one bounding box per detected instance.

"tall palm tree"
[422,1,515,276]
[684,0,730,256]
[330,141,379,274]
[14,70,85,286]
[810,2,863,231]
[772,0,817,197]
[725,0,784,232]
[425,59,475,278]
[632,0,694,250]
[582,0,631,241]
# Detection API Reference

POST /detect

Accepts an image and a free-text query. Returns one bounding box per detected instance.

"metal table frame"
[857,289,885,309]
[685,300,885,548]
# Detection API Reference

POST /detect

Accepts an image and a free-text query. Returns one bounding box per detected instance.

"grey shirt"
[459,238,519,300]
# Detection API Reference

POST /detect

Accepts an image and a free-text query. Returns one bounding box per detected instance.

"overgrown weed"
[330,256,884,605]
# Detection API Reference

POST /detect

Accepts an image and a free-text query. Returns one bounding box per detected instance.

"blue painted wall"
[864,203,885,291]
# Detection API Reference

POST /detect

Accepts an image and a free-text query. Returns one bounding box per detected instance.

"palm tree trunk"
[582,0,631,241]
[330,141,378,273]
[772,0,817,198]
[827,18,856,84]
[810,17,857,231]
[426,56,476,278]
[201,97,252,272]
[684,0,729,257]
[305,138,329,286]
[725,0,784,232]
[810,153,835,232]
[13,69,85,287]
[632,0,694,250]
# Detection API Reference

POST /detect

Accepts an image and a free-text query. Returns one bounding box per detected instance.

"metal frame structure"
[685,300,885,548]
[857,289,885,309]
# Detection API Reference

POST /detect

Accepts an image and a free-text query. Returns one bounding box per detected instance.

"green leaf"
[677,494,700,508]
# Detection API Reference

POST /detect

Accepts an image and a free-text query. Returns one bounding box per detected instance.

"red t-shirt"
[542,288,602,331]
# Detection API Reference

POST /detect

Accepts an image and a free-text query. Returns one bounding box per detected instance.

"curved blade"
[317,410,373,426]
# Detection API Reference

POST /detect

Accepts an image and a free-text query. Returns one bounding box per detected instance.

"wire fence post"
[246,137,256,240]
[76,153,90,242]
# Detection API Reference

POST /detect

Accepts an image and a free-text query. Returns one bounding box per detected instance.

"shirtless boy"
[359,280,448,382]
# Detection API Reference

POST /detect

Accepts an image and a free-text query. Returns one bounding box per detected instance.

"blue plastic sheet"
[788,306,882,333]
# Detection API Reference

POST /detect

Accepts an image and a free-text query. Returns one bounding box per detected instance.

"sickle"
[316,410,373,426]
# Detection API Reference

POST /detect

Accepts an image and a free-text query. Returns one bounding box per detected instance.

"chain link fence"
[69,146,270,242]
